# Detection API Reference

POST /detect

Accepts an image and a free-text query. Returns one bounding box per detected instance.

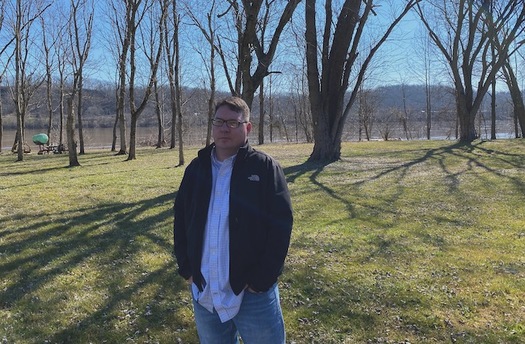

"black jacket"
[173,142,293,295]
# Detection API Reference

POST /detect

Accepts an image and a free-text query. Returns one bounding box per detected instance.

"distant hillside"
[374,84,511,112]
[0,83,515,130]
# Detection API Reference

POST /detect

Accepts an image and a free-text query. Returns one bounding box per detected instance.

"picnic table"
[38,143,67,155]
[32,133,67,155]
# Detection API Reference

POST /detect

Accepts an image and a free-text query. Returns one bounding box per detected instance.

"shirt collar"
[211,147,236,167]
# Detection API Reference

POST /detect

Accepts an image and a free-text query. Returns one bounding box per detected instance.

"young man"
[173,96,293,343]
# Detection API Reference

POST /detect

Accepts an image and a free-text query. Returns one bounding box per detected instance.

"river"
[1,121,519,153]
[1,127,162,152]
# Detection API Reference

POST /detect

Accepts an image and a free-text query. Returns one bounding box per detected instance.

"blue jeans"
[192,284,285,344]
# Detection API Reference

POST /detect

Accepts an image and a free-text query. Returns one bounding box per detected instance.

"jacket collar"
[198,141,252,161]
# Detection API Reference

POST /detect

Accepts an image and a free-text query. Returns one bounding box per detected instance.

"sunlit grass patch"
[1,140,525,343]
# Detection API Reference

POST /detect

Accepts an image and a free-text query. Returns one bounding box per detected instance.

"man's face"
[212,105,252,158]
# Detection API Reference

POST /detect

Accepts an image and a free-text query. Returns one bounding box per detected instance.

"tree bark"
[259,78,265,144]
[306,0,418,162]
[66,96,80,167]
[502,61,525,137]
[153,79,165,148]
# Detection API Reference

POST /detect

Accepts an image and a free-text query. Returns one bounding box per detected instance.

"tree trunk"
[174,2,184,166]
[491,72,497,140]
[177,96,184,166]
[457,95,477,141]
[111,110,118,152]
[58,64,65,147]
[503,62,525,137]
[168,82,177,149]
[118,112,127,155]
[45,69,52,139]
[306,0,416,162]
[66,96,80,167]
[16,114,24,162]
[77,77,85,154]
[154,79,165,148]
[116,13,129,156]
[308,98,344,162]
[259,78,265,144]
[206,86,214,146]
[59,86,64,146]
[425,83,432,140]
[0,89,3,154]
[309,129,342,162]
[128,115,138,160]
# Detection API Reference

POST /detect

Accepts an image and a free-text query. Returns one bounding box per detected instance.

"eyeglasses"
[212,118,247,128]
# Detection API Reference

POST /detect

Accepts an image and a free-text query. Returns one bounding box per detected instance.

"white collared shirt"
[191,149,244,322]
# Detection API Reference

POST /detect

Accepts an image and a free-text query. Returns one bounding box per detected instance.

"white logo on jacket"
[248,175,260,182]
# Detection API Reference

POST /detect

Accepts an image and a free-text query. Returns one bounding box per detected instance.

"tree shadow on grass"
[280,140,525,342]
[284,141,525,223]
[0,192,197,343]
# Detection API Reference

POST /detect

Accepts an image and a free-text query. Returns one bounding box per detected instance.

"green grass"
[1,140,524,343]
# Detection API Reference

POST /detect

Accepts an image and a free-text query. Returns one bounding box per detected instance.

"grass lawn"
[1,140,524,343]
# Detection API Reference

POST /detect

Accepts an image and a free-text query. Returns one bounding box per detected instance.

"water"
[1,121,519,153]
[1,127,161,152]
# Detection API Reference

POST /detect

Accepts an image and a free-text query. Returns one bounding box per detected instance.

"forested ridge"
[0,83,515,131]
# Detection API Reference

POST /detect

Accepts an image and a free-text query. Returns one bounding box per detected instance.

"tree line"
[1,0,524,165]
[1,82,519,142]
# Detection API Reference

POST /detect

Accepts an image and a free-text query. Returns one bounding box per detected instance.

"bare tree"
[255,0,272,144]
[173,2,184,166]
[424,58,432,140]
[40,6,67,146]
[56,28,68,148]
[498,18,525,138]
[416,0,525,142]
[69,0,94,155]
[285,17,312,143]
[305,0,418,162]
[289,71,312,143]
[502,59,525,137]
[165,0,178,150]
[40,15,54,140]
[0,75,3,154]
[108,0,129,155]
[379,112,395,141]
[7,0,50,161]
[126,0,168,161]
[216,0,300,108]
[0,1,5,153]
[357,86,378,141]
[152,75,165,148]
[185,0,217,147]
[413,24,436,140]
[399,83,413,140]
[58,0,94,166]
[65,94,80,166]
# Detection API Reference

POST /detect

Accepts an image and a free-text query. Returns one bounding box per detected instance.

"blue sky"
[0,0,513,93]
[83,0,445,91]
